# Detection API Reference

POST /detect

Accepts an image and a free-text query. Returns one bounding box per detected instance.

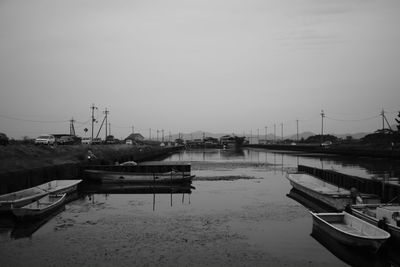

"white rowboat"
[12,193,66,220]
[351,204,400,244]
[311,212,390,252]
[286,172,379,211]
[0,180,81,211]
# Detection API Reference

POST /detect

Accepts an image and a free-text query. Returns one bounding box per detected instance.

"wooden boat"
[311,224,384,267]
[12,193,66,220]
[351,204,400,244]
[83,183,195,194]
[286,172,380,211]
[311,212,390,252]
[39,180,82,195]
[0,180,82,211]
[0,188,47,211]
[84,169,194,184]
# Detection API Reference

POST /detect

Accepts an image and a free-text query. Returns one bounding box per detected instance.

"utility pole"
[90,103,97,141]
[296,119,299,142]
[103,108,109,140]
[381,109,393,131]
[265,126,267,144]
[257,128,259,144]
[250,130,252,144]
[321,110,325,143]
[132,125,134,134]
[149,128,151,140]
[69,118,76,136]
[162,129,164,142]
[157,129,159,141]
[274,124,276,144]
[109,123,111,135]
[281,123,283,141]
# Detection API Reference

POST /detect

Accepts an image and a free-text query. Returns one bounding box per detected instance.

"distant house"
[125,133,145,142]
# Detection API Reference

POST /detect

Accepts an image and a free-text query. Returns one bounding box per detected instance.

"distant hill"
[163,130,372,142]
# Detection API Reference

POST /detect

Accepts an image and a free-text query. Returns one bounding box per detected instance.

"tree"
[396,111,400,132]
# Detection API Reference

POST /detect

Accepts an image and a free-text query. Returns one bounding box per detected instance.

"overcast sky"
[1,0,400,139]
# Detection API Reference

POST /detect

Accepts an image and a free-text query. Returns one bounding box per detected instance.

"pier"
[298,165,400,202]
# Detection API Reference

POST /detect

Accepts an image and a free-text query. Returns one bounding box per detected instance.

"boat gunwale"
[12,193,67,215]
[351,204,400,231]
[286,172,378,199]
[0,191,48,205]
[311,212,391,240]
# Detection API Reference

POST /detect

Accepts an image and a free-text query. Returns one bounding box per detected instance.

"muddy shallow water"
[1,148,399,266]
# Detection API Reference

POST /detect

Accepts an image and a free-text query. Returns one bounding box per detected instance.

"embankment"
[0,144,182,194]
[245,144,400,158]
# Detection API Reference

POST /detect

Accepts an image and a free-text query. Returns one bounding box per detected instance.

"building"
[125,133,145,142]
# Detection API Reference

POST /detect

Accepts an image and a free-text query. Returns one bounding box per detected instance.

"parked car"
[125,139,133,145]
[35,134,56,145]
[57,135,74,145]
[321,141,333,147]
[81,137,92,145]
[0,133,9,146]
[106,135,115,144]
[92,138,102,145]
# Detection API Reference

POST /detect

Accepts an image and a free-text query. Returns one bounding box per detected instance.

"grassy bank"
[0,144,183,173]
[0,144,182,194]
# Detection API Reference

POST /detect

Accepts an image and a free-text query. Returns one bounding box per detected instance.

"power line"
[325,115,379,122]
[0,114,68,123]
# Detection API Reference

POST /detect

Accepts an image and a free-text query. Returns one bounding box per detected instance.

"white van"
[35,134,56,145]
[81,137,92,145]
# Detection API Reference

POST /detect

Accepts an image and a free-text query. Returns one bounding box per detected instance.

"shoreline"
[244,144,400,159]
[0,144,183,194]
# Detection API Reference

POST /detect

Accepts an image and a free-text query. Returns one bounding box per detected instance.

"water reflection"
[0,184,194,240]
[11,206,65,239]
[0,192,79,240]
[167,148,400,180]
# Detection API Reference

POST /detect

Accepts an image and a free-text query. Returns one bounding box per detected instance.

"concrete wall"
[0,146,183,194]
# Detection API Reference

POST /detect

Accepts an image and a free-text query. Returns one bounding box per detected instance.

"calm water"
[1,148,399,266]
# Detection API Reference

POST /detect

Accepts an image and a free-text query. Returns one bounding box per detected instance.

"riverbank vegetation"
[0,144,168,173]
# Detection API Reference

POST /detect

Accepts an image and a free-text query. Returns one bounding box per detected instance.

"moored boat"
[0,179,82,211]
[311,212,390,252]
[39,179,82,195]
[84,169,194,184]
[12,193,66,220]
[0,188,47,211]
[351,204,400,244]
[286,172,380,211]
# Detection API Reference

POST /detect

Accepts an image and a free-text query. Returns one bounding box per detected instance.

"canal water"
[1,148,399,266]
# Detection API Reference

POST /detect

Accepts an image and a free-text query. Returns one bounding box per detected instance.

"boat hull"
[0,180,81,211]
[287,173,379,211]
[84,170,194,184]
[12,194,67,220]
[288,178,349,211]
[311,212,390,252]
[0,191,47,211]
[352,204,400,244]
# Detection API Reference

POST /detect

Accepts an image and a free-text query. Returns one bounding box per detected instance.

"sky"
[0,0,400,139]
